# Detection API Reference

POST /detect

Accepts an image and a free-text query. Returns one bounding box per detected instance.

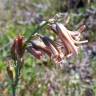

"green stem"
[24,21,48,47]
[11,60,20,96]
[12,84,16,96]
[15,62,19,85]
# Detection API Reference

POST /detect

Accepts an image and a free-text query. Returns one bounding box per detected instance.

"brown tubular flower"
[27,38,51,60]
[32,38,51,56]
[40,36,62,63]
[56,23,78,56]
[27,36,63,63]
[11,36,25,60]
[51,23,88,57]
[27,44,44,60]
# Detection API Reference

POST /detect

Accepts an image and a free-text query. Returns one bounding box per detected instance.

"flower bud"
[7,65,16,81]
[11,36,25,60]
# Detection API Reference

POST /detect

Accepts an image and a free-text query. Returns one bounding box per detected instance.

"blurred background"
[0,0,96,96]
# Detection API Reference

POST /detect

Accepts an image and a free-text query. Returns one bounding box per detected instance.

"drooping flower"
[40,36,63,63]
[27,36,63,64]
[27,37,51,60]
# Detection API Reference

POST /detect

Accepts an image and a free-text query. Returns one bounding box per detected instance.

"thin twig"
[24,21,48,47]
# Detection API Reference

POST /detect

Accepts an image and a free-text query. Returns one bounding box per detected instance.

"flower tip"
[79,25,86,33]
[11,35,25,60]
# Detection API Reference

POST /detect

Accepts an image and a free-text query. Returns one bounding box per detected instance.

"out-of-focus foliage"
[0,0,96,96]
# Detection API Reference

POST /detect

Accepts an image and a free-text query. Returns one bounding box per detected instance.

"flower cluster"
[10,22,88,65]
[27,23,88,64]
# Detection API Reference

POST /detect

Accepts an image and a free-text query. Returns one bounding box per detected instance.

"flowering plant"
[7,14,88,96]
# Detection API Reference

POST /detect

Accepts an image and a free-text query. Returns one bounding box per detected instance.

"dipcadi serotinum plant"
[7,14,88,96]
